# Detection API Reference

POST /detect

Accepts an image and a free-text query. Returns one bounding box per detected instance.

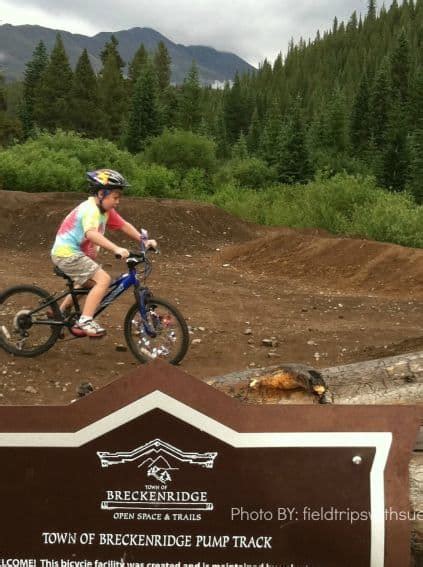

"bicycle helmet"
[87,169,130,209]
[87,168,130,192]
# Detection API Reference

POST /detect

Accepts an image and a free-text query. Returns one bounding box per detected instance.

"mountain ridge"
[0,23,256,84]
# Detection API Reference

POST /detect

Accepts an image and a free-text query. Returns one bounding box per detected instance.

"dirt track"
[0,190,422,405]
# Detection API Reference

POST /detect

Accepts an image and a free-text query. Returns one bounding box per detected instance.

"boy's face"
[99,189,122,210]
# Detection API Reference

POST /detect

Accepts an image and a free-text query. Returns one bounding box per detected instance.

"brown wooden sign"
[0,360,420,567]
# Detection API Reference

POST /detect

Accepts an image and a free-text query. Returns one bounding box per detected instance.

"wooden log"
[205,352,423,406]
[205,352,423,563]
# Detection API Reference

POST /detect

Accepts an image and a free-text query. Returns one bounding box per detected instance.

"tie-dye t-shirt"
[51,197,125,259]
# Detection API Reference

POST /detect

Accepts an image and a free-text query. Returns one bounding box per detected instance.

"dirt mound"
[0,190,263,252]
[1,190,422,297]
[220,229,423,297]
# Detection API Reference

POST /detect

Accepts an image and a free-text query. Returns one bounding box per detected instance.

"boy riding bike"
[50,168,157,338]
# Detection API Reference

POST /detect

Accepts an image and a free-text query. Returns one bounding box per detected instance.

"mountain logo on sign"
[97,438,217,485]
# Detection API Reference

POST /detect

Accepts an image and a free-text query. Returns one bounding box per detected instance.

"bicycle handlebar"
[114,248,159,260]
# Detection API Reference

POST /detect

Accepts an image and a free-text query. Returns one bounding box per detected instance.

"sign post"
[0,360,420,567]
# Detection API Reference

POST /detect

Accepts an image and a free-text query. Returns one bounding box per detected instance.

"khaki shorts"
[51,253,101,286]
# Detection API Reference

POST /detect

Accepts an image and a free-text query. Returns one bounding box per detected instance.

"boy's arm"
[85,230,129,258]
[120,222,158,250]
[120,221,142,243]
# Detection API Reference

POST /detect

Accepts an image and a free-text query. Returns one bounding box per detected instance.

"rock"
[25,386,37,394]
[77,382,93,397]
[115,344,128,352]
[244,328,253,335]
[198,327,206,332]
[192,338,202,345]
[262,338,279,347]
[247,339,254,345]
[307,340,317,346]
[268,352,281,358]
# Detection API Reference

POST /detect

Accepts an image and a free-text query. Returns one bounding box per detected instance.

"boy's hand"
[114,246,130,259]
[146,239,158,250]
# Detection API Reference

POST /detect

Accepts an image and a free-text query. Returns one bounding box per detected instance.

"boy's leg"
[72,270,111,337]
[80,269,111,318]
[59,281,94,313]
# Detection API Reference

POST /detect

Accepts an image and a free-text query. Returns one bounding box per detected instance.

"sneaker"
[72,317,106,338]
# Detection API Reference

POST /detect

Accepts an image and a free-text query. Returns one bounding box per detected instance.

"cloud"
[0,0,368,65]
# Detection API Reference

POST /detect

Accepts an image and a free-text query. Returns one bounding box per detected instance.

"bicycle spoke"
[0,288,61,356]
[126,300,186,363]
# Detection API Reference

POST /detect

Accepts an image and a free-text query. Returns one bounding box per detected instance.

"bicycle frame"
[31,255,155,336]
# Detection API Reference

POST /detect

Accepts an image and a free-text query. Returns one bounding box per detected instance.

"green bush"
[180,168,213,198]
[132,164,178,198]
[145,129,217,173]
[0,130,138,192]
[213,158,277,190]
[0,132,421,248]
[230,158,277,189]
[210,173,423,248]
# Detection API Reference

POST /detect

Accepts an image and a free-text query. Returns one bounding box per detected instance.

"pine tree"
[259,99,283,166]
[232,131,249,160]
[33,34,73,131]
[213,108,230,159]
[154,41,172,92]
[332,16,338,34]
[350,72,372,155]
[325,86,348,153]
[125,61,160,153]
[129,44,148,85]
[0,74,6,113]
[276,97,313,184]
[100,35,125,69]
[0,73,22,145]
[247,106,261,154]
[390,29,410,107]
[367,0,377,21]
[179,61,202,131]
[410,67,423,130]
[99,50,128,140]
[409,123,423,202]
[370,58,391,150]
[20,41,48,137]
[70,49,102,137]
[376,102,410,192]
[159,86,179,129]
[223,72,250,143]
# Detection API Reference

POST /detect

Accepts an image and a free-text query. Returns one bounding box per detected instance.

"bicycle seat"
[53,266,73,282]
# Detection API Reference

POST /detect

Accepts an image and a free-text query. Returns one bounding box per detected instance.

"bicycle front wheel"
[124,297,189,365]
[0,285,62,357]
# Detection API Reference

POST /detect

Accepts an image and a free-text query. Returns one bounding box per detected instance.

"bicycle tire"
[124,296,189,365]
[0,285,62,357]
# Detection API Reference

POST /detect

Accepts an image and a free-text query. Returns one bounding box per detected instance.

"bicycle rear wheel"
[0,285,62,357]
[124,297,189,365]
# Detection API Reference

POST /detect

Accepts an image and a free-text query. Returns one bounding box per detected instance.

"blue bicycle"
[0,245,189,365]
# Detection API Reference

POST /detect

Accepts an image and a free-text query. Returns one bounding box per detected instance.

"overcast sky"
[0,0,370,66]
